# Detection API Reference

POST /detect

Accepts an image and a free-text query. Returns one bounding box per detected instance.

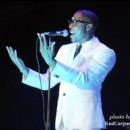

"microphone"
[42,29,69,37]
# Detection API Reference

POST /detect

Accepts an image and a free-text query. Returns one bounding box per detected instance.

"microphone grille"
[63,29,69,37]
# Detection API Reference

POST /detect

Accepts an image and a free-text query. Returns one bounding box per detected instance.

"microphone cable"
[35,37,46,129]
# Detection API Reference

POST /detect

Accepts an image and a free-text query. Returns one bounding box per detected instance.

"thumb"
[50,41,55,53]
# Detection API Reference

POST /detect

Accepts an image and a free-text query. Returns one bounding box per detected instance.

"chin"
[70,37,76,43]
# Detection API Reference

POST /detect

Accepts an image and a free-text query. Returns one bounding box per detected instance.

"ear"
[86,23,93,31]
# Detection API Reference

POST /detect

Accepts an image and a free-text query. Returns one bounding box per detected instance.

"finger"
[6,46,10,54]
[14,50,21,64]
[41,33,48,49]
[6,46,12,53]
[14,49,18,59]
[39,39,44,53]
[9,47,15,56]
[37,33,42,42]
[8,47,17,60]
[8,47,15,59]
[37,33,45,52]
[6,46,13,56]
[50,41,55,53]
[51,41,56,47]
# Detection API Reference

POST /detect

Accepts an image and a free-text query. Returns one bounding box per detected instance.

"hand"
[37,33,56,68]
[6,46,28,76]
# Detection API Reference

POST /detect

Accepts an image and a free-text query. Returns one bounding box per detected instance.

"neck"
[78,35,93,45]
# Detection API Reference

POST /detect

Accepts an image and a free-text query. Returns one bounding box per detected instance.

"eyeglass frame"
[68,19,92,26]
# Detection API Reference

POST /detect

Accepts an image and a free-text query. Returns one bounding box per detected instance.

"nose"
[68,23,73,30]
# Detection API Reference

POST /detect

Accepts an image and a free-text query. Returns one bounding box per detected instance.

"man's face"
[68,12,89,44]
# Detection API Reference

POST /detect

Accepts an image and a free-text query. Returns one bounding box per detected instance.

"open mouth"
[70,31,75,36]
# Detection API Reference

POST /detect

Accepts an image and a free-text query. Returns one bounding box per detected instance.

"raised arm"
[6,46,60,90]
[37,33,56,70]
[6,46,29,78]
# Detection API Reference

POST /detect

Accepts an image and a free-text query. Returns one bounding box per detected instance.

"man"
[6,10,116,130]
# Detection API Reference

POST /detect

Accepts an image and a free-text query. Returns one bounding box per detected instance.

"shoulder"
[96,42,116,56]
[93,42,116,66]
[91,36,116,56]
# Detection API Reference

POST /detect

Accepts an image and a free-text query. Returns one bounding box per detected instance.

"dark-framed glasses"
[68,19,91,26]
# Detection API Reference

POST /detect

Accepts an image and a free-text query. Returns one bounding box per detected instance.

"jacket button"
[63,93,66,96]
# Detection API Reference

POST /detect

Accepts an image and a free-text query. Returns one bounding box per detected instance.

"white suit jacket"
[22,36,116,129]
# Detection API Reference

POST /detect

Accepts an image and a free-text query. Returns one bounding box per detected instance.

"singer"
[6,9,116,130]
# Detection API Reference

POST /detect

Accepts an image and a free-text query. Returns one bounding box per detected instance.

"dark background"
[0,1,130,130]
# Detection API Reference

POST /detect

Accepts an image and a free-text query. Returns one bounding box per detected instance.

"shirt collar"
[81,36,99,48]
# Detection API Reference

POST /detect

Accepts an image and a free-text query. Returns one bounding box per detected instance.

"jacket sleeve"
[22,68,60,90]
[52,48,116,90]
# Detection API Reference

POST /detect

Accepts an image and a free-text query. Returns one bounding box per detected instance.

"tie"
[74,44,82,58]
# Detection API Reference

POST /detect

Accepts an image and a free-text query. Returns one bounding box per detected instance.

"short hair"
[78,10,99,29]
